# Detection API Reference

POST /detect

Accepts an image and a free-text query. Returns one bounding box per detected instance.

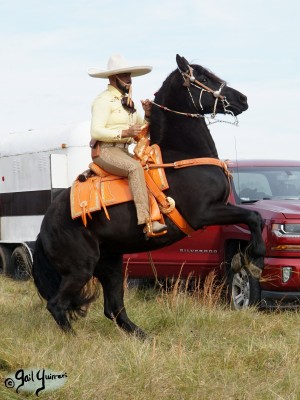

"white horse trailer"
[0,121,91,279]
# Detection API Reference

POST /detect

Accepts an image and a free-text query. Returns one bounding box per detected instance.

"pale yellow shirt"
[90,85,145,143]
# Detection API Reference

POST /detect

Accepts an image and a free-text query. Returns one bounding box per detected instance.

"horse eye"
[198,76,207,83]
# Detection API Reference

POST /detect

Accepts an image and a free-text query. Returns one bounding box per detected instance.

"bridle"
[181,65,227,116]
[151,64,238,125]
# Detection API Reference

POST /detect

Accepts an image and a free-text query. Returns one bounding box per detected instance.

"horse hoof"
[134,328,150,341]
[247,263,262,279]
[62,326,76,336]
[231,253,242,272]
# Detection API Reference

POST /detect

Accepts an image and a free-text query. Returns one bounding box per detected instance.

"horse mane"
[191,64,226,85]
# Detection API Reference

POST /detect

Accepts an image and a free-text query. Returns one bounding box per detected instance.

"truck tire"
[228,266,261,310]
[8,246,32,281]
[0,245,12,275]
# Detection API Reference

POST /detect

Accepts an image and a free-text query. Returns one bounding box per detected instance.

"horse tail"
[32,234,61,301]
[68,277,100,320]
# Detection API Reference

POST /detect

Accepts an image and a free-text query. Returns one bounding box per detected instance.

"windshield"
[231,166,300,203]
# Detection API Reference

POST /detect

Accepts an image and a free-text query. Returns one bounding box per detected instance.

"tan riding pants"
[93,143,149,225]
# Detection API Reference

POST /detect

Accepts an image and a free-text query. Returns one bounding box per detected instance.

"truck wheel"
[8,246,32,281]
[0,245,12,275]
[228,266,261,310]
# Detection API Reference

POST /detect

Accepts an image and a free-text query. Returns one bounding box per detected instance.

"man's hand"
[141,99,152,117]
[121,124,142,138]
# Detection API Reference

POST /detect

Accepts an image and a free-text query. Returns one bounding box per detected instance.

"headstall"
[151,64,238,126]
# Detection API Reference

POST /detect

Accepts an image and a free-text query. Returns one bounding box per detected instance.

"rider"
[88,54,167,235]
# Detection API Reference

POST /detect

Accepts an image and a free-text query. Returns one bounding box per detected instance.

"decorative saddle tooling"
[70,130,231,236]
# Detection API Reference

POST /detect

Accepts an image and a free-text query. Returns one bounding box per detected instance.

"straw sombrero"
[88,54,152,78]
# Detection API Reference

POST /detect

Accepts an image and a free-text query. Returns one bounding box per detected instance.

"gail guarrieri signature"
[5,368,67,396]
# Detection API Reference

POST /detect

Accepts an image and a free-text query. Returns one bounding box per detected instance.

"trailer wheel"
[0,245,12,275]
[8,246,32,281]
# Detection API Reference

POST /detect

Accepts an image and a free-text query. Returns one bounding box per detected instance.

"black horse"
[32,55,265,337]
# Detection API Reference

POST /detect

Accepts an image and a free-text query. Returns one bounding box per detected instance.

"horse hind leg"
[47,291,73,334]
[94,253,148,340]
[47,271,98,334]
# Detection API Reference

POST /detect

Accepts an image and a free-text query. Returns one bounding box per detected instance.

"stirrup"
[143,219,167,238]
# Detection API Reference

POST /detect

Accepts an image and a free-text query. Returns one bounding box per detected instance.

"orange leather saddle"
[70,143,169,227]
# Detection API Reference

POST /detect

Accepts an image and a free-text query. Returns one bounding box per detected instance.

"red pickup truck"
[124,160,300,310]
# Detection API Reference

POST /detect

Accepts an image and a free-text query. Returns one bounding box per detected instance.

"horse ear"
[176,54,190,72]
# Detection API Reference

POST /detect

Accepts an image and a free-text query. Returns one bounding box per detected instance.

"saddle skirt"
[70,144,169,226]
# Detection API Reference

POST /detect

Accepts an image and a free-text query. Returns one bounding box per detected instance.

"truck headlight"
[272,223,300,238]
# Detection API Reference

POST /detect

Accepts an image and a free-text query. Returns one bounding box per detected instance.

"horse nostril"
[240,95,247,104]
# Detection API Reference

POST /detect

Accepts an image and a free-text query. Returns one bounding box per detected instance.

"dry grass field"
[1,274,300,400]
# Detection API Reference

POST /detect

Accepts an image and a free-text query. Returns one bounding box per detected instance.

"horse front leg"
[197,203,266,277]
[94,252,148,339]
[229,209,265,278]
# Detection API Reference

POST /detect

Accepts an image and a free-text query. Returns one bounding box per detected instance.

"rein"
[151,100,203,119]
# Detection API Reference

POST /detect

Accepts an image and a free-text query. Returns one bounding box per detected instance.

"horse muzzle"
[228,94,248,115]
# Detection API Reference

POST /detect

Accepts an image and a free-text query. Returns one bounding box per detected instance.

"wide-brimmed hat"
[88,54,152,78]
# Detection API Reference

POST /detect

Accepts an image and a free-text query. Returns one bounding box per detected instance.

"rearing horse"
[32,55,265,337]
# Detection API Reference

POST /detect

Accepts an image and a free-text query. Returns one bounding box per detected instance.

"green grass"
[1,275,300,400]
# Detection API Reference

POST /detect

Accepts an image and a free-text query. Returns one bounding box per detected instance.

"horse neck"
[150,114,219,163]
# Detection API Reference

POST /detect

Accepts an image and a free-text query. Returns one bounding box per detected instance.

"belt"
[100,142,130,149]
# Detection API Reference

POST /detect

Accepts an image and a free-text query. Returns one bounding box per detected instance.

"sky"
[1,0,299,160]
